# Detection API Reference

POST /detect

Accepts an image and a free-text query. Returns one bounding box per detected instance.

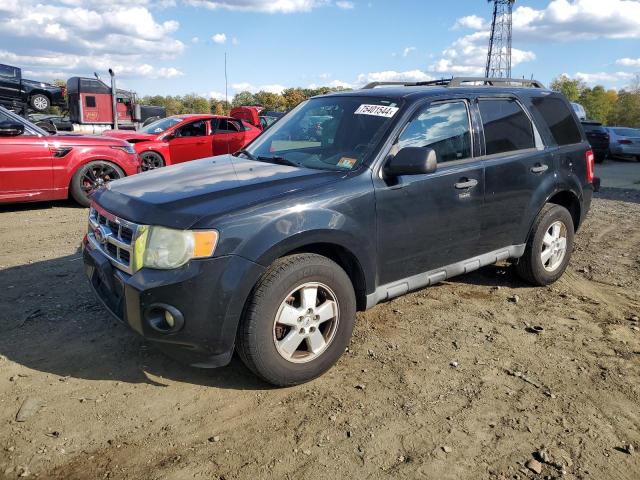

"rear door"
[213,118,247,155]
[478,96,554,251]
[0,110,53,202]
[168,119,212,164]
[375,98,485,285]
[0,65,22,102]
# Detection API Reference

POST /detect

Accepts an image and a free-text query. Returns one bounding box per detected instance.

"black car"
[83,77,596,386]
[581,121,609,163]
[0,64,66,112]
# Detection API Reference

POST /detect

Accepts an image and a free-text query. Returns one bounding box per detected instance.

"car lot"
[0,163,638,479]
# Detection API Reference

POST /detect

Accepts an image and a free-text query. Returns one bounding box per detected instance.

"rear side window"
[530,96,582,146]
[0,65,18,78]
[479,99,535,155]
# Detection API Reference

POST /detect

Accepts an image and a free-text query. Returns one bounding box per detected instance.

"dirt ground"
[0,187,639,480]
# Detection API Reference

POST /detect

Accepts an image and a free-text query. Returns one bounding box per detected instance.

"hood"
[93,155,345,229]
[103,130,157,142]
[46,134,129,147]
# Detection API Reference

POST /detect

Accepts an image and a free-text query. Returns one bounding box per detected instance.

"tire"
[236,253,356,386]
[516,204,575,286]
[30,94,50,112]
[70,161,125,207]
[140,151,165,171]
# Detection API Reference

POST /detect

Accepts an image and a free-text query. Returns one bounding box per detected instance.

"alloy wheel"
[541,220,568,272]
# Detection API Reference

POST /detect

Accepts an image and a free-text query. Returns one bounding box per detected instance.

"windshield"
[613,128,640,137]
[140,117,183,134]
[244,96,402,171]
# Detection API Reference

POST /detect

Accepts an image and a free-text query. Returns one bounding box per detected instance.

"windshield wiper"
[234,149,258,161]
[257,155,301,168]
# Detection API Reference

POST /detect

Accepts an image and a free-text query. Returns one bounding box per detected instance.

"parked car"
[0,64,66,112]
[28,113,74,133]
[607,127,640,161]
[581,121,609,163]
[0,106,140,206]
[83,78,596,386]
[229,106,285,131]
[571,102,587,121]
[103,112,261,171]
[259,111,285,130]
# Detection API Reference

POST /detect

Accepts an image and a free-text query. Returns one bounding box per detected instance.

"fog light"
[145,303,184,333]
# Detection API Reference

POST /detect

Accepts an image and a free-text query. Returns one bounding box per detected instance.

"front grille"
[88,206,142,274]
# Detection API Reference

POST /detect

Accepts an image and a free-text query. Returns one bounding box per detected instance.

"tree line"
[138,86,350,117]
[550,75,640,127]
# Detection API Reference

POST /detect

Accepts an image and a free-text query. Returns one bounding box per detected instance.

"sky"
[1,0,639,99]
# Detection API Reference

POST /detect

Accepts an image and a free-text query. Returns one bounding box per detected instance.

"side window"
[530,96,582,146]
[478,99,535,155]
[217,119,242,133]
[176,120,207,137]
[85,96,96,108]
[397,101,472,163]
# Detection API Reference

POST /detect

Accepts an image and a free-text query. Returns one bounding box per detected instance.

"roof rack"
[362,77,546,90]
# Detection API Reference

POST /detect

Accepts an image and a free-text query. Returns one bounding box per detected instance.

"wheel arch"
[547,190,582,232]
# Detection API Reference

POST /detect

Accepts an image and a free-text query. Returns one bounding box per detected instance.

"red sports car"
[104,111,262,171]
[0,106,140,207]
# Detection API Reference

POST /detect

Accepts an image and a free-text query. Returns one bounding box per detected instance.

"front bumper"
[83,238,265,367]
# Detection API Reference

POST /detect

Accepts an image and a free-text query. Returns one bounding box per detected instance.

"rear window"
[613,128,640,137]
[530,96,582,146]
[479,99,535,155]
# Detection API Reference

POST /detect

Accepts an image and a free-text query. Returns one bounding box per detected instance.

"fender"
[134,143,171,166]
[519,180,582,244]
[227,204,377,297]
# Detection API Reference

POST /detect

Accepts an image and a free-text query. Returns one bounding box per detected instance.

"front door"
[375,99,485,285]
[0,111,53,202]
[168,119,212,164]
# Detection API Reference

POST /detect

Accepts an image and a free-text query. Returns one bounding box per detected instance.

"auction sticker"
[337,157,357,169]
[354,104,399,118]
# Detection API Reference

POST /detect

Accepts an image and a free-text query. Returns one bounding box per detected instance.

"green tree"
[181,94,210,114]
[232,91,257,107]
[550,75,584,102]
[282,88,306,110]
[253,91,286,111]
[578,86,617,124]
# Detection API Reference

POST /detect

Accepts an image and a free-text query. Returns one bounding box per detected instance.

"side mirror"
[162,133,175,141]
[0,121,25,137]
[384,147,437,176]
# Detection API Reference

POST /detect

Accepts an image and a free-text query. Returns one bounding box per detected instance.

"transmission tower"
[485,0,515,78]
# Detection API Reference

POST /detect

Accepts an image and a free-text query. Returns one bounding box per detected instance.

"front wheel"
[140,151,165,171]
[236,254,356,386]
[70,161,124,207]
[516,204,575,286]
[30,94,50,111]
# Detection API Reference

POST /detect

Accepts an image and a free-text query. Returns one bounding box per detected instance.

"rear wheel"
[70,161,124,207]
[30,94,50,111]
[236,254,356,386]
[516,204,575,286]
[140,151,165,171]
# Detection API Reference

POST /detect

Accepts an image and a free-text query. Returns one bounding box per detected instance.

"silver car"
[607,127,640,160]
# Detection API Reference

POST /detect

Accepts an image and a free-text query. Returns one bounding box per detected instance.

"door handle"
[531,164,549,174]
[454,178,478,189]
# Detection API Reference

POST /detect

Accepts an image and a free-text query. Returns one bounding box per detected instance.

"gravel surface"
[0,188,639,480]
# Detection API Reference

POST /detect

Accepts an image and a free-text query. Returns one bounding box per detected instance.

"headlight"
[111,144,136,155]
[133,226,218,270]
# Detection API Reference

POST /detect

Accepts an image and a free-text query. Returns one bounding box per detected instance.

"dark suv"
[83,77,596,386]
[581,121,609,163]
[0,64,66,112]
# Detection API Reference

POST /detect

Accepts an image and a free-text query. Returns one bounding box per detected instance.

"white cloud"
[185,0,330,13]
[402,46,416,57]
[231,82,286,94]
[212,33,227,44]
[356,70,434,86]
[208,91,226,100]
[512,0,640,41]
[191,36,200,43]
[571,71,636,85]
[0,0,184,81]
[617,58,640,68]
[453,15,486,31]
[430,31,535,77]
[336,1,354,9]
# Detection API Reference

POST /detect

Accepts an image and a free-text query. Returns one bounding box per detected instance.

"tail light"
[586,150,595,184]
[618,139,632,145]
